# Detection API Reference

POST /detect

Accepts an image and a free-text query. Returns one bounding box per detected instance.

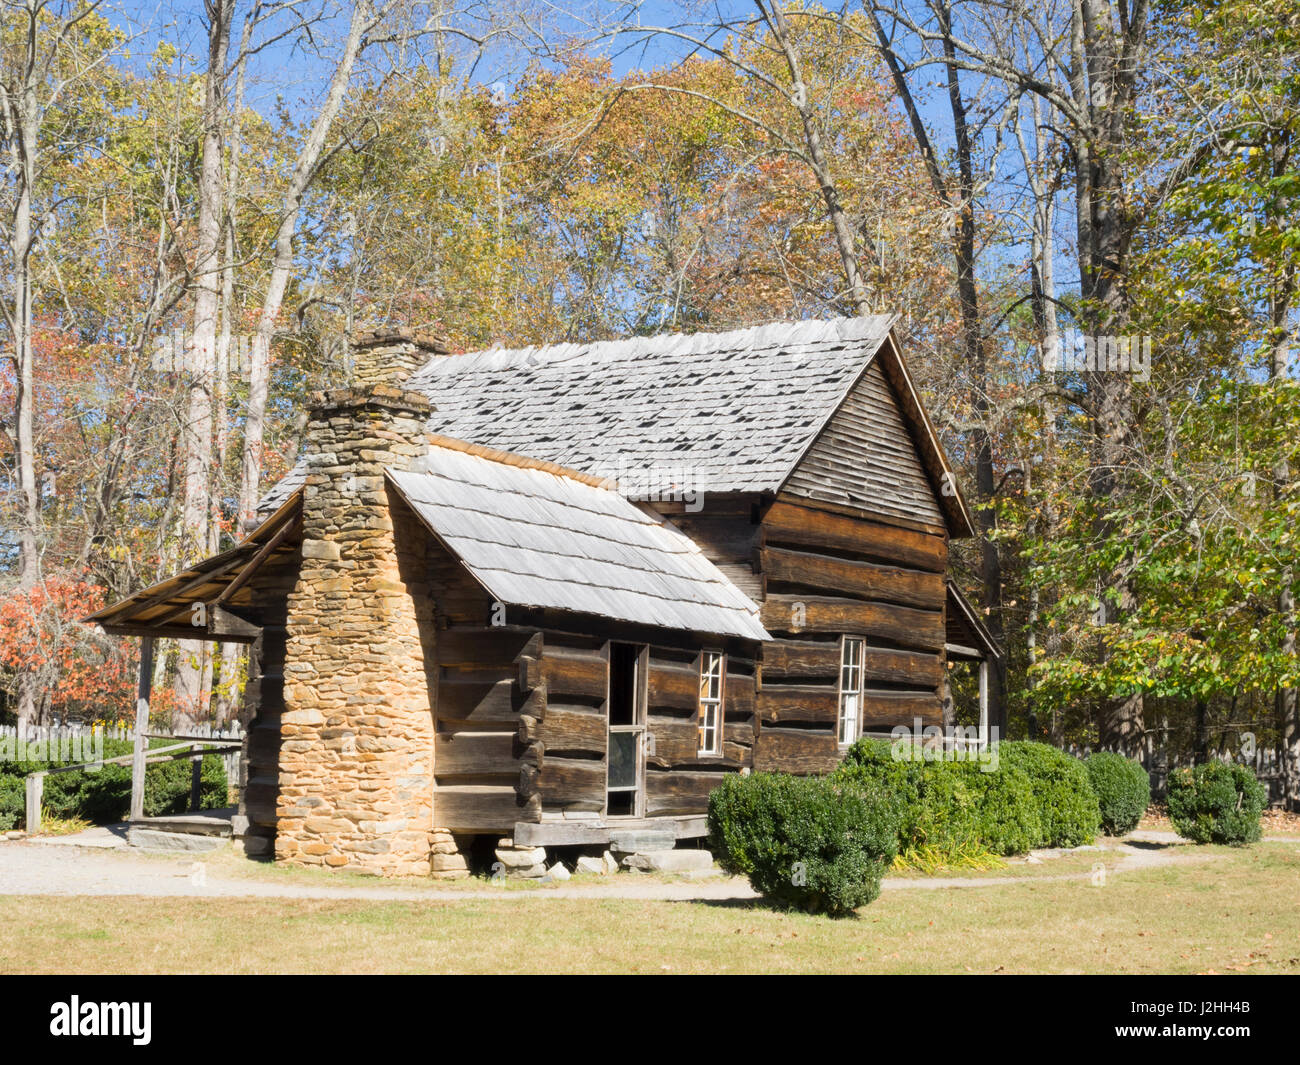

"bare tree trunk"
[175,0,234,731]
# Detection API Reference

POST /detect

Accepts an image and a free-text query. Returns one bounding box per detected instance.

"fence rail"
[1,722,244,803]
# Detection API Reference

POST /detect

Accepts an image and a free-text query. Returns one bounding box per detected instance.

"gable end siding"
[783,360,944,525]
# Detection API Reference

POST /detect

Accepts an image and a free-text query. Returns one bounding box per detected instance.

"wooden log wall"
[520,631,608,815]
[643,647,757,817]
[754,497,947,775]
[430,548,542,832]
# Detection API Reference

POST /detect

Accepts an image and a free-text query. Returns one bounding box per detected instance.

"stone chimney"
[350,328,451,388]
[276,333,464,877]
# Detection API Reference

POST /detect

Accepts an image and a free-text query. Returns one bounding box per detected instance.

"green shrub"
[969,763,1042,855]
[835,738,1040,859]
[708,772,900,916]
[0,775,22,831]
[1167,762,1266,845]
[995,741,1100,848]
[1084,752,1150,835]
[0,737,228,830]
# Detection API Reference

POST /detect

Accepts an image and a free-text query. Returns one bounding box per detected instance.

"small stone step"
[127,827,227,853]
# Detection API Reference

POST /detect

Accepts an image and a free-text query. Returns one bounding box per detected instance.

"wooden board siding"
[783,359,945,526]
[755,497,947,775]
[650,497,762,602]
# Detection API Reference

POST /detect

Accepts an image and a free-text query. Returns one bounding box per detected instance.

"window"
[607,643,647,817]
[838,637,865,745]
[697,651,725,755]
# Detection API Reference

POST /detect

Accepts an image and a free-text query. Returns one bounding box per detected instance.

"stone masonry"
[276,333,467,877]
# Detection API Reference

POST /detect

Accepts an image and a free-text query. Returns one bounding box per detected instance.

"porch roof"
[85,495,303,641]
[387,441,771,641]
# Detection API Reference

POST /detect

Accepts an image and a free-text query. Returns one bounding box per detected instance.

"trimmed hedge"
[1167,762,1266,845]
[0,737,228,831]
[834,738,1041,858]
[708,772,901,916]
[1084,752,1150,835]
[996,741,1100,848]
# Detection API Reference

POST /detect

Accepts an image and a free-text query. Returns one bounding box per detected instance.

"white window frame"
[697,650,725,755]
[838,636,866,746]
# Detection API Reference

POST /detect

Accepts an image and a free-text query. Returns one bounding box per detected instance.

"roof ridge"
[424,433,613,490]
[411,314,897,381]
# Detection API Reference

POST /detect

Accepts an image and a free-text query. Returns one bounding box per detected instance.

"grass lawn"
[1,841,1297,974]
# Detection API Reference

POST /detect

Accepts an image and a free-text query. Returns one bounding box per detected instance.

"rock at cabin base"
[575,855,606,875]
[608,829,676,855]
[544,862,571,881]
[493,844,547,868]
[620,849,714,873]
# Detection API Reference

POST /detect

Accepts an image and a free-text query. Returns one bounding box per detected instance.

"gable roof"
[387,443,770,641]
[945,580,1003,661]
[258,317,973,537]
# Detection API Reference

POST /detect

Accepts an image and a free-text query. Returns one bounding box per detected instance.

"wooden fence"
[1065,742,1288,805]
[1,722,243,795]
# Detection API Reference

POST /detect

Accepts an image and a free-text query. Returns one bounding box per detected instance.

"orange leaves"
[0,572,133,721]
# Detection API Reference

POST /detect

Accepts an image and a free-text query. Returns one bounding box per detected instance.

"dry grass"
[1,841,1296,974]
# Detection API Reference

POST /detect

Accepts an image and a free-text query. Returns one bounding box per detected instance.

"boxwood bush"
[996,741,1100,848]
[1084,752,1150,835]
[834,738,1042,859]
[1167,762,1266,845]
[708,772,901,916]
[0,737,228,831]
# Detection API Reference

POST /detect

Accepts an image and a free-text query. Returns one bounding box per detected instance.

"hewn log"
[535,703,605,756]
[644,769,730,816]
[761,639,943,688]
[860,691,942,729]
[648,661,698,710]
[761,639,841,679]
[756,683,838,726]
[438,627,541,668]
[533,756,605,809]
[725,673,755,717]
[761,595,944,651]
[437,679,544,724]
[764,500,946,572]
[539,650,606,700]
[762,546,944,609]
[435,785,541,831]
[753,727,841,774]
[434,731,522,778]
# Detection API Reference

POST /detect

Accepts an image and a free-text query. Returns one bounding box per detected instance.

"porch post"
[130,636,154,822]
[978,659,990,747]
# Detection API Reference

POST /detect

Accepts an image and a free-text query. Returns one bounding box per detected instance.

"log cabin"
[88,316,1001,876]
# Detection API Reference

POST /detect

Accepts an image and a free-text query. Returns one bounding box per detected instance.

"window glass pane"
[608,731,638,789]
[839,639,865,744]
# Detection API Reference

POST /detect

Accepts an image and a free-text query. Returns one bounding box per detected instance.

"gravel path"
[2,829,1273,902]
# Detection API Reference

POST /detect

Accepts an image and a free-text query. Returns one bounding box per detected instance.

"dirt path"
[0,832,1251,903]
